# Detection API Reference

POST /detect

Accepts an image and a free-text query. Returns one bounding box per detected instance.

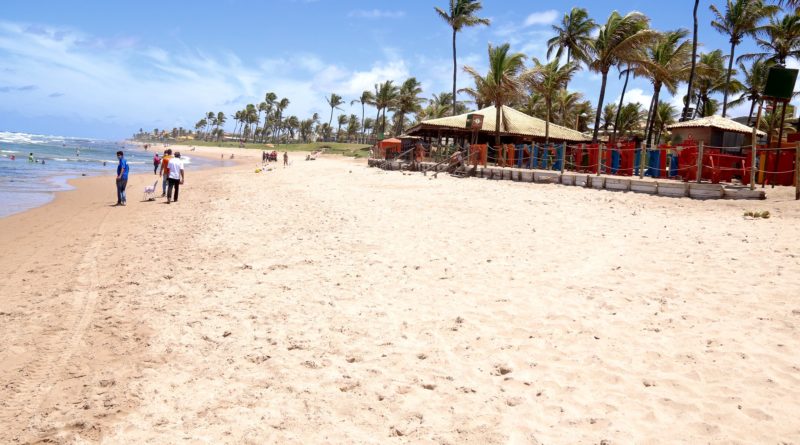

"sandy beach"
[1,146,799,444]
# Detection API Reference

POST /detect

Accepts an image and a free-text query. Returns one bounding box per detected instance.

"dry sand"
[1,146,799,444]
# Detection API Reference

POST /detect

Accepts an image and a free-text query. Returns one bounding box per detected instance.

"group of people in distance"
[113,148,184,207]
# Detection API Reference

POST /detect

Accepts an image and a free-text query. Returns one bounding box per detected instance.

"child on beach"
[153,153,160,175]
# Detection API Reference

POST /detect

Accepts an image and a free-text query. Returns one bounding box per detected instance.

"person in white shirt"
[166,152,185,204]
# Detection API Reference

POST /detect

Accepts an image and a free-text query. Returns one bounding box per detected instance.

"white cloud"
[524,10,559,27]
[621,88,653,108]
[348,9,405,19]
[0,20,417,134]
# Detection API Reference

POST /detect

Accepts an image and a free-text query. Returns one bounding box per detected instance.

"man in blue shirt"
[116,150,129,206]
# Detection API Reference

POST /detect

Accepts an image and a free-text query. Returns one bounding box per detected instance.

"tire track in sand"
[0,210,109,443]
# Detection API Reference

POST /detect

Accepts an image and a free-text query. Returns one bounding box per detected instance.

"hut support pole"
[750,100,763,191]
[795,142,799,200]
[597,143,604,176]
[560,142,566,174]
[696,141,704,184]
[772,100,788,188]
[639,142,646,179]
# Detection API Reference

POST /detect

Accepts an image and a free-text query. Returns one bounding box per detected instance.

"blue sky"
[0,0,797,139]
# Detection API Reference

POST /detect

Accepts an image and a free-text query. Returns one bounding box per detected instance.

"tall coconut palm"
[601,103,618,136]
[336,114,348,141]
[525,58,578,143]
[350,90,376,143]
[325,93,344,140]
[730,59,772,124]
[682,0,701,121]
[633,29,693,145]
[434,0,491,116]
[374,81,399,137]
[547,7,597,67]
[215,111,226,139]
[616,103,646,138]
[652,101,677,144]
[709,0,779,116]
[553,88,585,127]
[463,43,526,146]
[393,77,425,135]
[738,13,800,65]
[274,98,290,142]
[693,50,745,118]
[586,11,658,142]
[346,114,360,142]
[262,92,277,142]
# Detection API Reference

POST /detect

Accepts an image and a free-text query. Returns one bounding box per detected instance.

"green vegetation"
[171,140,372,158]
[133,1,798,148]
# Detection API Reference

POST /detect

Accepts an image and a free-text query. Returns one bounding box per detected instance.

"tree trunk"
[361,103,365,144]
[328,107,334,141]
[722,39,737,117]
[682,0,700,121]
[545,100,551,145]
[494,104,502,148]
[646,84,662,147]
[592,71,609,143]
[747,98,757,125]
[612,67,631,142]
[452,28,458,116]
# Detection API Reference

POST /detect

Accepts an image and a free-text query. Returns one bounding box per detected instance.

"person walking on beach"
[153,153,160,174]
[283,151,288,167]
[166,152,184,204]
[158,149,172,197]
[115,150,129,206]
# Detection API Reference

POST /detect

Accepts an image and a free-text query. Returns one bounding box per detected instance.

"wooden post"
[639,142,646,179]
[696,141,704,184]
[597,143,604,176]
[560,142,566,174]
[795,142,799,200]
[750,101,763,191]
[580,143,585,171]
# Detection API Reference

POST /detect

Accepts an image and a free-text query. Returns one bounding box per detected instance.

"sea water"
[0,132,223,218]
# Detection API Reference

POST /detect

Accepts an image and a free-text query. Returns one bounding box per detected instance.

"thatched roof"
[667,115,766,136]
[407,105,590,142]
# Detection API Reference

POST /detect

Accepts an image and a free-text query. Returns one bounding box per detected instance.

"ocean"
[0,132,223,218]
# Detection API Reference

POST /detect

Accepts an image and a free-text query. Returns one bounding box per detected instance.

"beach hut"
[406,105,589,145]
[667,115,766,153]
[377,137,402,159]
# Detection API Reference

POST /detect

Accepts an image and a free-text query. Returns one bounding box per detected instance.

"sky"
[0,0,797,139]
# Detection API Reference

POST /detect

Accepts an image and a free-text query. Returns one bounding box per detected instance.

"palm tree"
[547,7,597,68]
[262,92,277,142]
[682,0,701,121]
[351,90,376,143]
[586,11,658,142]
[463,43,526,146]
[652,101,677,144]
[374,81,399,137]
[693,50,744,118]
[738,13,800,65]
[730,59,772,124]
[553,89,584,127]
[434,0,491,116]
[336,114,348,141]
[601,103,618,136]
[710,0,779,116]
[299,119,315,142]
[526,58,578,143]
[393,77,425,135]
[215,111,226,140]
[285,116,300,140]
[633,29,693,146]
[363,118,375,138]
[346,114,360,142]
[616,103,646,138]
[274,98,289,142]
[325,93,344,140]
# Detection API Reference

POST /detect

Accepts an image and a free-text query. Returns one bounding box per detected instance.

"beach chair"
[143,179,158,201]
